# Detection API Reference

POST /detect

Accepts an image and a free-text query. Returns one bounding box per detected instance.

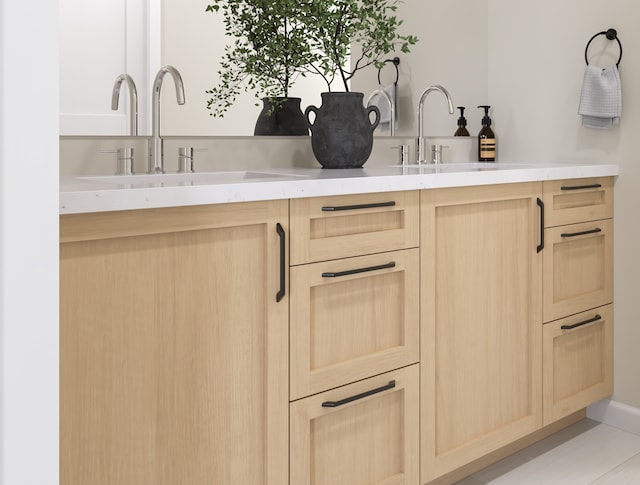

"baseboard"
[587,399,640,436]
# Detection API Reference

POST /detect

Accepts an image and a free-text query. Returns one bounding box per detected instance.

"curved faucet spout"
[111,74,138,136]
[416,85,454,164]
[153,65,186,106]
[149,65,186,173]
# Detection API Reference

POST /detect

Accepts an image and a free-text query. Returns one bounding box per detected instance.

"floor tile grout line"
[587,450,640,485]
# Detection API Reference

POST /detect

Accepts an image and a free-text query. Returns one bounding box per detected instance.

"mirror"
[60,0,489,138]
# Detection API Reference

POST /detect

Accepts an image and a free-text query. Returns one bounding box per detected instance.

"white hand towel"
[375,83,398,132]
[578,65,622,129]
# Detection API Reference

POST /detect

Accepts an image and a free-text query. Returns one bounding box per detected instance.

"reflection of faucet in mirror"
[111,74,138,136]
[366,89,395,136]
[416,85,454,164]
[149,65,186,174]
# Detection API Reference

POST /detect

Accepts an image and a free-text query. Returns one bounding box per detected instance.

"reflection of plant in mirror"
[205,0,319,117]
[305,0,418,92]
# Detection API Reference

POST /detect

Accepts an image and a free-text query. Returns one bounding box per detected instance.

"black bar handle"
[276,223,285,302]
[560,183,602,191]
[322,380,396,408]
[561,314,602,331]
[322,262,396,278]
[321,201,396,212]
[537,198,545,253]
[561,228,602,238]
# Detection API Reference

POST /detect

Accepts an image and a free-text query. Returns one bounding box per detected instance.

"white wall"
[353,0,489,138]
[488,0,640,408]
[1,0,59,484]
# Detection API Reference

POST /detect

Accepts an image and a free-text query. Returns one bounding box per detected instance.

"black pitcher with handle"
[305,92,380,168]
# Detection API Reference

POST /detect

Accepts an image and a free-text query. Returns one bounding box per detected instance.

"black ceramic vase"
[254,97,309,136]
[305,92,380,168]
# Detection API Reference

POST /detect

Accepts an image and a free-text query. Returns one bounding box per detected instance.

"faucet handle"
[431,144,449,165]
[98,147,134,175]
[177,147,208,173]
[391,144,410,165]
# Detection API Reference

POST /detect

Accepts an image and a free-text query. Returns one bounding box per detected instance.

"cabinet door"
[543,219,613,322]
[290,249,419,400]
[60,201,289,485]
[421,183,543,482]
[290,365,419,485]
[543,305,613,425]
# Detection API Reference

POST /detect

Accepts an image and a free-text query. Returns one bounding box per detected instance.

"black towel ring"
[584,28,622,68]
[377,57,400,85]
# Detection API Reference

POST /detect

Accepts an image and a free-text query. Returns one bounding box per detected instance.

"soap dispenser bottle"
[454,106,470,136]
[477,105,496,162]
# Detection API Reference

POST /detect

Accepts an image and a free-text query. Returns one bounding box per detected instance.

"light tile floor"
[454,419,640,484]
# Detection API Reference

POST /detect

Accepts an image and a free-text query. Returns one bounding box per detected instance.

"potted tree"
[205,0,320,135]
[303,0,418,168]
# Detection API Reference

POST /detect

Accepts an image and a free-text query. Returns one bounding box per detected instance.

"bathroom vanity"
[59,163,617,484]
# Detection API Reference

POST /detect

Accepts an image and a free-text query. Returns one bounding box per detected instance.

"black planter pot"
[305,92,380,169]
[254,97,309,136]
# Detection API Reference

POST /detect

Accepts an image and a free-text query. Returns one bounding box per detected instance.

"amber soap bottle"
[477,105,496,162]
[454,106,470,136]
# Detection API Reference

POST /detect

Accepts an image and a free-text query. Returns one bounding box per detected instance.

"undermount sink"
[388,162,534,172]
[79,170,309,186]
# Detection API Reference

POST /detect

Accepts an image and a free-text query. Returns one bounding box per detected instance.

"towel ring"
[584,28,622,68]
[377,57,400,85]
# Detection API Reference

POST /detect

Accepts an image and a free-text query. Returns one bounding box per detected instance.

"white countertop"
[60,162,619,214]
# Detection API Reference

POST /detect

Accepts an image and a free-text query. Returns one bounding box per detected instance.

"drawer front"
[290,249,419,400]
[290,191,419,265]
[543,177,613,227]
[543,305,613,425]
[543,219,613,322]
[290,365,419,485]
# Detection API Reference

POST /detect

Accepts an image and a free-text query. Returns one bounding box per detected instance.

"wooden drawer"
[543,177,613,227]
[543,305,613,425]
[290,249,419,400]
[290,365,419,485]
[290,191,419,265]
[543,219,613,322]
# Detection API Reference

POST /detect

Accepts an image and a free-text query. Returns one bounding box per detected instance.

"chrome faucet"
[366,89,395,136]
[149,65,186,174]
[416,85,454,164]
[111,74,138,136]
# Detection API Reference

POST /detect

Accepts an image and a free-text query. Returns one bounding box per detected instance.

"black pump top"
[478,105,492,126]
[457,106,467,127]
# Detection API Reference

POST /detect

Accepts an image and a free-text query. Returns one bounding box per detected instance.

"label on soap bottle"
[479,137,496,161]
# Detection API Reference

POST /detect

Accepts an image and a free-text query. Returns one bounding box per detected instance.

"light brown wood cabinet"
[60,178,615,485]
[543,304,613,425]
[289,191,421,484]
[290,190,419,264]
[290,365,420,485]
[541,177,614,425]
[420,183,544,482]
[290,249,420,400]
[542,178,614,322]
[60,200,289,485]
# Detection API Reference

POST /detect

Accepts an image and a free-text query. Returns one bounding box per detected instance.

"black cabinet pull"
[321,201,396,212]
[322,380,396,408]
[276,223,285,302]
[322,262,396,278]
[561,314,602,331]
[560,183,602,191]
[537,198,545,253]
[561,228,602,238]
